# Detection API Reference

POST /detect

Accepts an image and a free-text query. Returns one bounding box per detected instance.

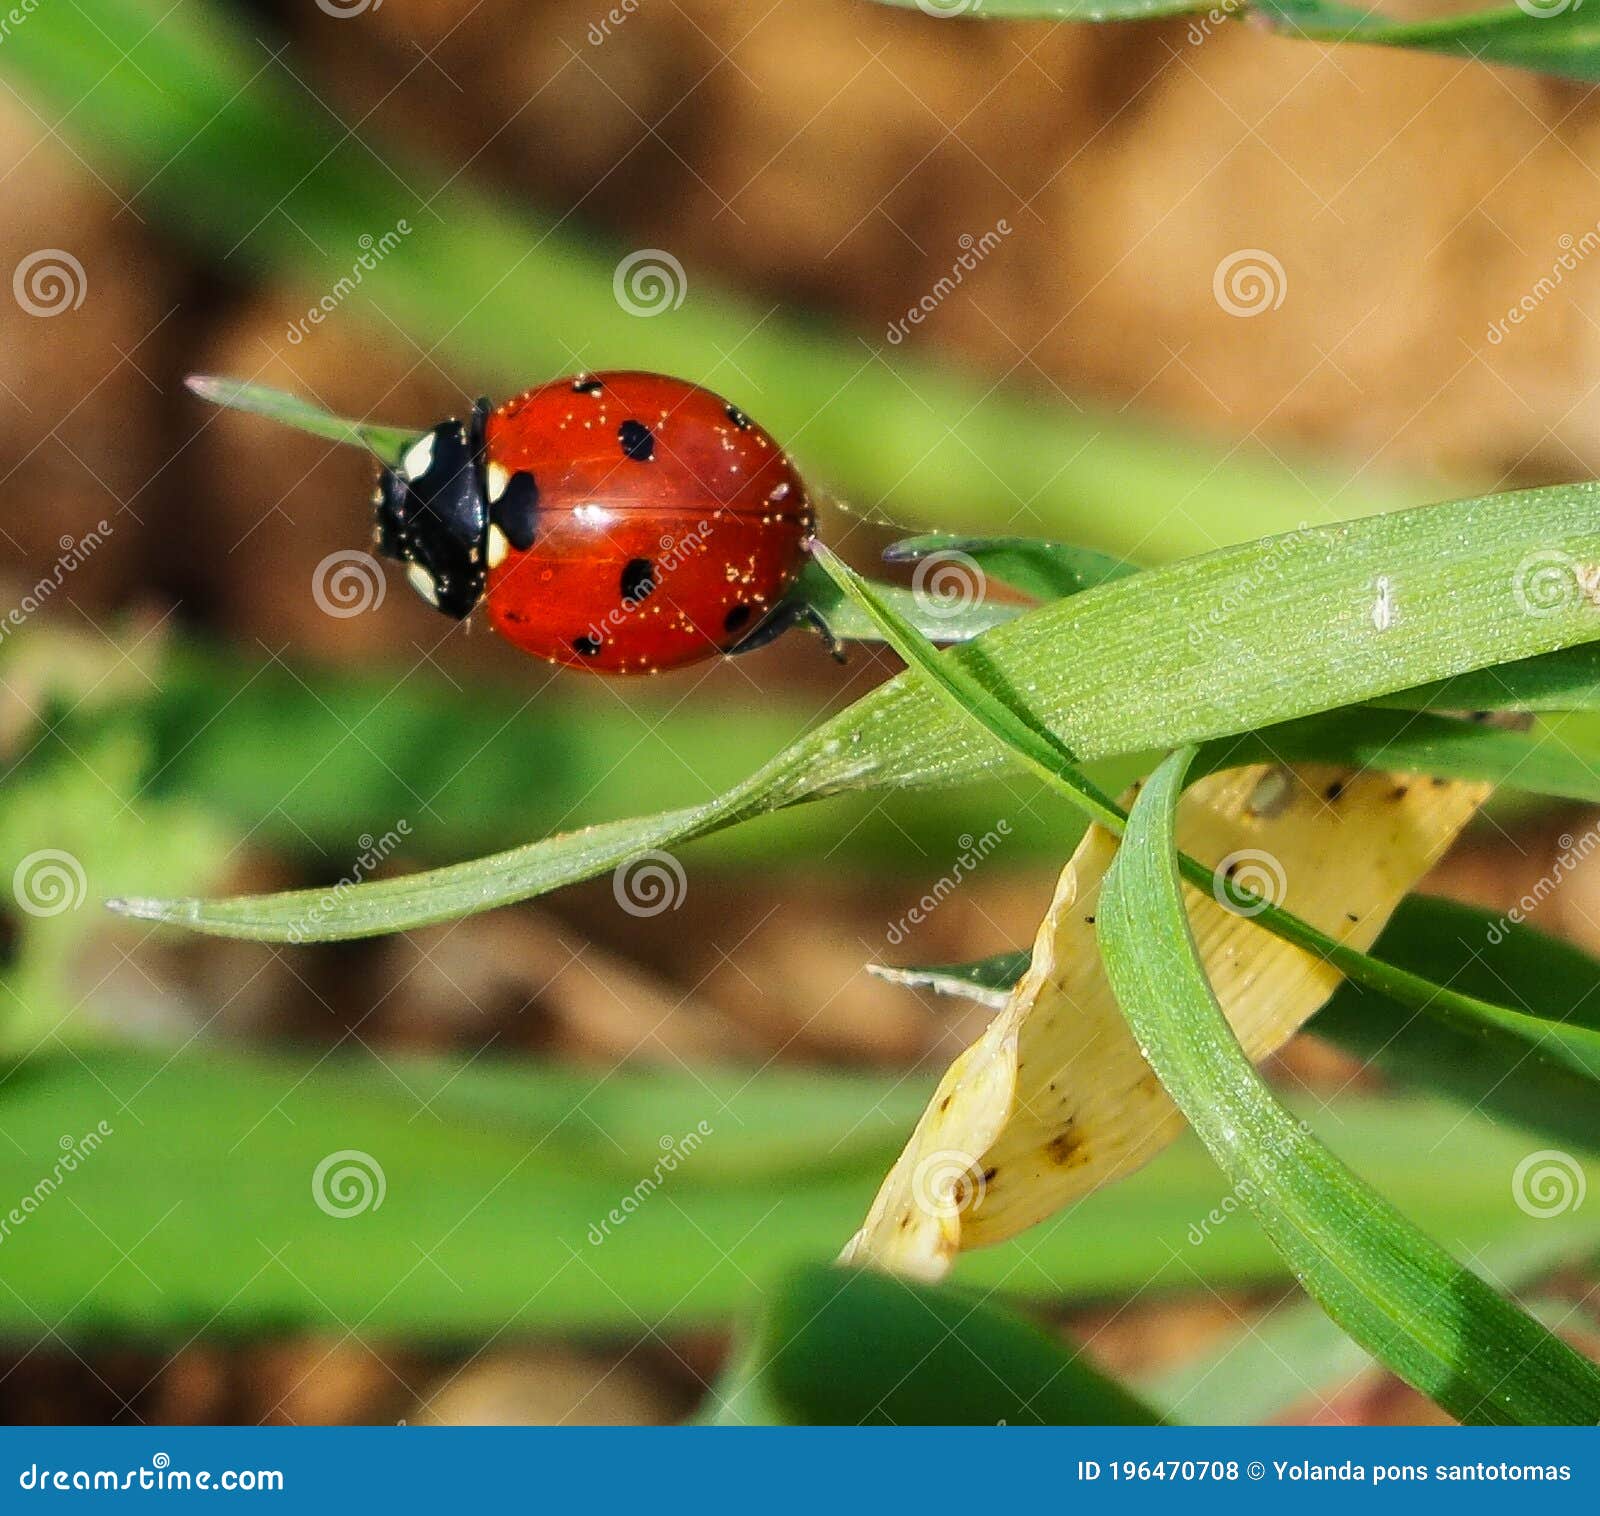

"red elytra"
[370,371,815,675]
[483,373,813,674]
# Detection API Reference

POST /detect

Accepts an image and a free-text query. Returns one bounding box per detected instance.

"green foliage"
[0,1046,1573,1340]
[1098,747,1600,1425]
[120,484,1600,939]
[707,1265,1162,1426]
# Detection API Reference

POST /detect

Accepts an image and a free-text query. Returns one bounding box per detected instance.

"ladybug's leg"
[728,599,846,663]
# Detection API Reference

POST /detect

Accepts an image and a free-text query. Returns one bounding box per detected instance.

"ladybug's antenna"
[184,376,418,467]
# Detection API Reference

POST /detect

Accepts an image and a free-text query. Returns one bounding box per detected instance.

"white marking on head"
[405,561,440,607]
[487,523,510,569]
[402,433,436,481]
[486,461,511,503]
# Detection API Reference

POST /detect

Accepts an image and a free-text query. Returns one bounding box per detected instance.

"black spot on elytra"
[618,419,655,462]
[726,405,751,431]
[723,603,752,635]
[494,471,540,551]
[621,558,656,603]
[572,376,604,396]
[1324,779,1346,802]
[572,634,602,658]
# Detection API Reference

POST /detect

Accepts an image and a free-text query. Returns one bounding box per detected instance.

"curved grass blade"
[1145,1224,1600,1423]
[809,542,1600,1085]
[1318,896,1600,1155]
[1099,746,1600,1426]
[115,483,1600,940]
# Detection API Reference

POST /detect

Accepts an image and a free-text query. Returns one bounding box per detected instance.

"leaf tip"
[105,894,190,923]
[184,374,227,404]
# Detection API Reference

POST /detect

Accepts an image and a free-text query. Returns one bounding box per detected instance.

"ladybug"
[373,371,816,673]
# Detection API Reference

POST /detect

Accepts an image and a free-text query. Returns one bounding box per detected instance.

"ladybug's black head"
[373,398,490,619]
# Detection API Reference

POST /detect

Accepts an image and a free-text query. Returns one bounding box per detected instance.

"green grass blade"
[115,484,1600,939]
[1098,746,1600,1425]
[806,540,1600,1088]
[1146,1226,1600,1423]
[708,1264,1163,1426]
[1317,896,1600,1155]
[185,376,416,462]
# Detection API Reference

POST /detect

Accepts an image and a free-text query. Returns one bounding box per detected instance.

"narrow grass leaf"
[116,484,1600,939]
[1098,746,1600,1426]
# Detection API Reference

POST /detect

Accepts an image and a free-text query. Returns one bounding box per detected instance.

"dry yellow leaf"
[840,763,1487,1282]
